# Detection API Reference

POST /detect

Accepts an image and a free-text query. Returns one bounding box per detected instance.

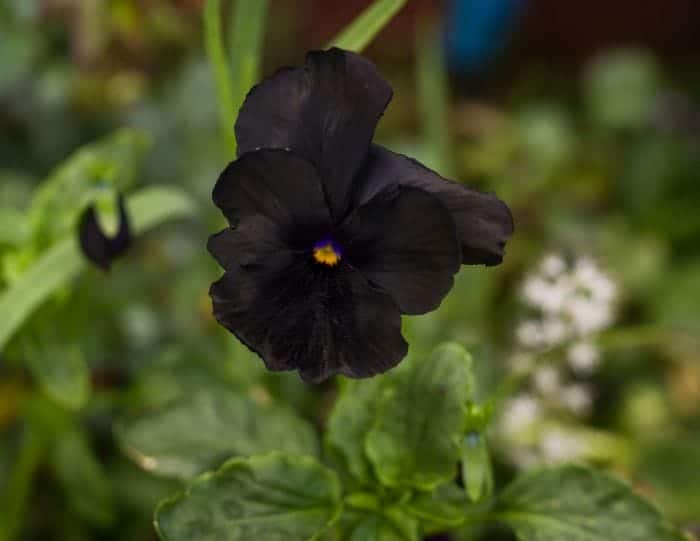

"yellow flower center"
[313,242,341,266]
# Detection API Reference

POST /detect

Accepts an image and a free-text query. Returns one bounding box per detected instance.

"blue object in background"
[444,0,527,75]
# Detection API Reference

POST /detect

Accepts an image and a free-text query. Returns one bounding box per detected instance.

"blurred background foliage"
[0,0,699,540]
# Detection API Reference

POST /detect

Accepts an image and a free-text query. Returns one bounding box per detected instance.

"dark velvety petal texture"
[210,261,407,383]
[78,194,131,270]
[235,48,393,220]
[360,145,514,266]
[340,187,461,315]
[212,149,331,248]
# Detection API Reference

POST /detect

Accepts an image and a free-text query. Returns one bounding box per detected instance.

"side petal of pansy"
[359,144,515,266]
[234,48,393,219]
[78,194,132,270]
[339,187,461,315]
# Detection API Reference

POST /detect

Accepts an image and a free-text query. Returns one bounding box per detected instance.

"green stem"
[204,0,237,154]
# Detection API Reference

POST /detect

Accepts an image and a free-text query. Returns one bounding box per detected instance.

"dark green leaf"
[366,343,474,489]
[116,389,318,479]
[494,464,687,541]
[155,453,341,541]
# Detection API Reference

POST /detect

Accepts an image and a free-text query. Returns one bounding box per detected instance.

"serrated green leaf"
[326,0,408,53]
[51,430,115,526]
[326,378,384,485]
[494,464,687,541]
[155,453,342,541]
[116,389,318,479]
[366,343,474,489]
[403,487,465,528]
[0,186,195,353]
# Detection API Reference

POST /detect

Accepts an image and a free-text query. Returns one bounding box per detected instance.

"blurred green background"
[1,1,699,540]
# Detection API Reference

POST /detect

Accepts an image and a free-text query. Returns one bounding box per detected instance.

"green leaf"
[155,453,342,541]
[326,377,384,485]
[23,337,89,410]
[116,389,319,479]
[326,0,408,53]
[0,186,196,353]
[366,343,474,489]
[27,128,150,245]
[494,464,687,541]
[204,0,236,153]
[404,486,465,529]
[348,512,419,541]
[0,207,29,247]
[461,432,493,503]
[51,429,115,526]
[229,0,268,155]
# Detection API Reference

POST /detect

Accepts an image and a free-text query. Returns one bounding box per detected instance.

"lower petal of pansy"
[360,144,514,266]
[340,187,461,315]
[210,260,407,383]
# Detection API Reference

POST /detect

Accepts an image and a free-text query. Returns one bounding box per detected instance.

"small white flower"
[541,316,569,345]
[540,428,587,463]
[533,366,561,396]
[501,394,542,434]
[567,341,600,375]
[516,320,543,348]
[540,253,566,277]
[560,384,593,416]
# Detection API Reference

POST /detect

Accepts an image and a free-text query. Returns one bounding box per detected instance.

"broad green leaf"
[461,432,493,503]
[27,128,150,245]
[326,377,384,485]
[404,487,465,529]
[0,186,196,352]
[366,343,474,489]
[155,453,342,541]
[204,0,236,153]
[327,0,408,53]
[51,429,115,526]
[116,389,318,479]
[348,512,419,541]
[229,0,268,155]
[494,464,687,541]
[23,338,89,410]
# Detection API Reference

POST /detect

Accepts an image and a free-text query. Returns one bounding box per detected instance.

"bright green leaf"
[0,208,29,248]
[494,464,687,541]
[0,186,196,353]
[349,512,419,541]
[155,453,342,541]
[326,377,384,485]
[116,389,318,479]
[366,343,474,489]
[461,432,494,503]
[327,0,408,53]
[404,487,465,529]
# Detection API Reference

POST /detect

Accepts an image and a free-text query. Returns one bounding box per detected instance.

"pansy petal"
[207,215,292,270]
[213,149,331,247]
[78,194,131,270]
[360,145,514,266]
[340,187,461,315]
[235,48,393,219]
[210,260,407,383]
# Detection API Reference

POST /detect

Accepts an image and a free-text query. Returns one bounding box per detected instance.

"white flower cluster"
[497,253,620,466]
[517,253,618,375]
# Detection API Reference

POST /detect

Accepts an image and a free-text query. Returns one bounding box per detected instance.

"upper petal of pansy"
[339,186,461,315]
[210,260,407,383]
[235,48,393,220]
[78,194,132,270]
[359,145,514,266]
[213,149,331,248]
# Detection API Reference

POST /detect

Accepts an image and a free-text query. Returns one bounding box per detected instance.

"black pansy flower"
[208,48,513,383]
[79,194,132,270]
